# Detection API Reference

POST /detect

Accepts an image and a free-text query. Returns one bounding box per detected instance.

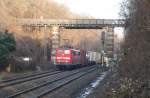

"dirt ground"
[86,70,119,98]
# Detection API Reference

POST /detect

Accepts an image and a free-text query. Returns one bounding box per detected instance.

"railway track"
[0,70,55,82]
[0,65,98,98]
[37,67,97,98]
[0,71,62,88]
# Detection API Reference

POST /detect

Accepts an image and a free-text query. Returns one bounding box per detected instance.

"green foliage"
[0,31,16,52]
[0,44,9,65]
[0,31,16,66]
[47,46,51,61]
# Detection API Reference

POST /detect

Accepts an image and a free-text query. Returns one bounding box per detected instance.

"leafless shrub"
[111,0,150,97]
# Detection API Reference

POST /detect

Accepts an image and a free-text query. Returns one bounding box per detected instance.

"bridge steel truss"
[17,18,125,61]
[17,19,125,29]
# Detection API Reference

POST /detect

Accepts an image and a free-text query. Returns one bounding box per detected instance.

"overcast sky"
[53,0,124,38]
[54,0,123,19]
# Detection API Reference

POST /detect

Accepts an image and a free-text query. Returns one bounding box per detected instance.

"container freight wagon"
[55,48,87,70]
[95,52,101,64]
[87,51,101,65]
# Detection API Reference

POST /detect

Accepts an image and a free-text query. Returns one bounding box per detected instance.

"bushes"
[108,0,150,97]
[111,78,149,98]
[0,30,16,69]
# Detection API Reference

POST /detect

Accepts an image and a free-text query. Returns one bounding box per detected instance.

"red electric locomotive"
[55,48,87,70]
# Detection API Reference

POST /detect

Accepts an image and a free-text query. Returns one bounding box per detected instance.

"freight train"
[55,48,101,70]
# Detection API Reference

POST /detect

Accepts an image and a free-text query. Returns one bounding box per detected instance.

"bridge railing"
[16,19,125,27]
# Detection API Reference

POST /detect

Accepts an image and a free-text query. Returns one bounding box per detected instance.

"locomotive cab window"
[72,51,76,56]
[57,50,63,54]
[64,50,70,54]
[78,52,80,55]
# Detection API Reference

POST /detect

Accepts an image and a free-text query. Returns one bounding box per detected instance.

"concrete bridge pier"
[51,26,60,64]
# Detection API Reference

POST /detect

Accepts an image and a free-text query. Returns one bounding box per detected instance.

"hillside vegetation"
[0,31,16,69]
[109,0,150,98]
[0,0,102,69]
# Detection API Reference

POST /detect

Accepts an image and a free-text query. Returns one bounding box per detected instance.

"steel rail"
[0,70,55,83]
[36,68,97,98]
[6,66,97,98]
[0,71,61,88]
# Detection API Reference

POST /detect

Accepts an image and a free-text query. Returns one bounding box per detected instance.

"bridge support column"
[101,27,114,67]
[104,27,114,58]
[51,26,60,64]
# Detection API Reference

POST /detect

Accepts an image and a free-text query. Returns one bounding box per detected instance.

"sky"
[53,0,124,38]
[54,0,123,19]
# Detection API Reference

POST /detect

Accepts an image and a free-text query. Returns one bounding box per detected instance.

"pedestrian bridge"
[17,18,125,29]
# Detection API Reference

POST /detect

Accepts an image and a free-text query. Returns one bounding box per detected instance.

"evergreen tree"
[0,30,16,68]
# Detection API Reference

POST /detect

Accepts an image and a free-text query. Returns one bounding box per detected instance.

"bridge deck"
[17,19,125,28]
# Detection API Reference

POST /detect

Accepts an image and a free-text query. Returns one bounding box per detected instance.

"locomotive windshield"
[64,50,70,54]
[57,50,63,54]
[57,49,70,54]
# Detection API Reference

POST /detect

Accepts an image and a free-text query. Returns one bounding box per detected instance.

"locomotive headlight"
[57,57,61,59]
